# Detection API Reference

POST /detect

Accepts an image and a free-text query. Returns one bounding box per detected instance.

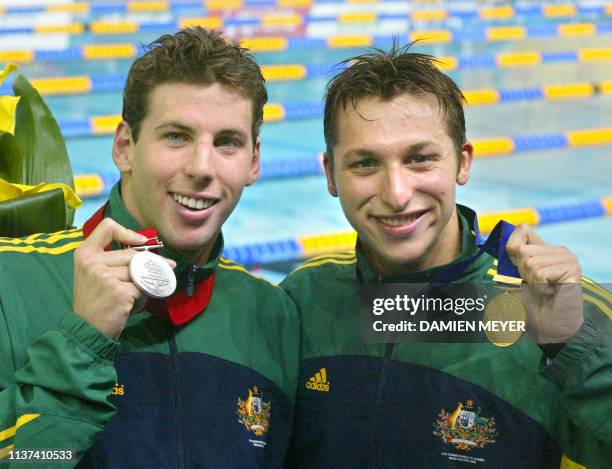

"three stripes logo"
[306,368,330,392]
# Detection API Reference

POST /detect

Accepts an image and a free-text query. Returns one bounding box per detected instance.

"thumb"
[505,223,544,263]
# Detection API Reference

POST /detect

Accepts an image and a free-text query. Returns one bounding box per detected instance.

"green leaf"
[0,131,24,183]
[12,74,75,226]
[0,188,66,238]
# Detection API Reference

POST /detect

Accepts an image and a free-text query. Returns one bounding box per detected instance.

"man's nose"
[184,141,215,181]
[379,165,413,212]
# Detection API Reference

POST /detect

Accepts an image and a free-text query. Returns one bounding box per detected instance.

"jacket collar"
[356,204,486,283]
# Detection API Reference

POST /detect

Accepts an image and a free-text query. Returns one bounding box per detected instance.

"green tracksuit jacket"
[281,205,611,469]
[0,185,300,468]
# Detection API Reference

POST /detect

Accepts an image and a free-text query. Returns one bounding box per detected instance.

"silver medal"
[129,250,176,299]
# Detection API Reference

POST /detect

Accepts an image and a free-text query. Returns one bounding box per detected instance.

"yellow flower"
[0,63,21,135]
[0,178,82,209]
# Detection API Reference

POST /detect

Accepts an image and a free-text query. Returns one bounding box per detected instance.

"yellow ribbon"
[0,64,20,135]
[0,178,82,209]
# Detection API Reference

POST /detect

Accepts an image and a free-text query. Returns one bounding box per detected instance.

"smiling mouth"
[375,210,427,227]
[171,193,218,211]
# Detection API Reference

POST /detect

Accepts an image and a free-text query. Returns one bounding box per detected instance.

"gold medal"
[484,274,526,347]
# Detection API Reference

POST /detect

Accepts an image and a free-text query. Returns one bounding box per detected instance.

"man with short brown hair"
[0,28,299,467]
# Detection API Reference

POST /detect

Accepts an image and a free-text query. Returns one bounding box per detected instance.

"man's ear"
[246,138,261,186]
[456,141,474,186]
[112,121,135,174]
[323,152,338,197]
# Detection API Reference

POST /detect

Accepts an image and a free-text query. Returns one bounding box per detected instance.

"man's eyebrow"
[154,122,249,139]
[406,142,439,153]
[216,128,249,138]
[154,122,194,133]
[345,148,379,159]
[345,141,439,158]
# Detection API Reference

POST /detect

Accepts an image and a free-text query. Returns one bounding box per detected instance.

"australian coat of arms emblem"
[237,386,271,437]
[433,400,497,451]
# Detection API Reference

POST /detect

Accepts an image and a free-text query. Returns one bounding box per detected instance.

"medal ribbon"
[82,203,216,326]
[430,218,521,284]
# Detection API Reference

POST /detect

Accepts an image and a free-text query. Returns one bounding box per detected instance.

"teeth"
[378,214,420,226]
[172,193,214,210]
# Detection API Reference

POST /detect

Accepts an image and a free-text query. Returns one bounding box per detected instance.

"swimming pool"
[2,1,611,282]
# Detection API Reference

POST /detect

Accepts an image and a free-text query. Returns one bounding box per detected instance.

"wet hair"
[122,27,267,144]
[324,40,466,156]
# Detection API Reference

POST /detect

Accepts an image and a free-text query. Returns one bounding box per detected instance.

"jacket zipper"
[186,265,198,297]
[169,265,197,467]
[369,274,394,468]
[168,332,184,469]
[369,343,394,468]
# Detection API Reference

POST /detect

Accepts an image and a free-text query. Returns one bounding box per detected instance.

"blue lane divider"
[514,5,541,16]
[597,22,612,34]
[282,102,324,120]
[537,200,606,225]
[458,54,497,69]
[498,87,543,101]
[260,157,322,179]
[34,49,83,61]
[526,24,559,38]
[512,134,568,152]
[90,74,126,92]
[541,51,579,62]
[223,239,302,266]
[287,38,327,50]
[60,119,93,139]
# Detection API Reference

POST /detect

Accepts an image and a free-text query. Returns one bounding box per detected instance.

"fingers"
[107,266,132,282]
[81,248,177,270]
[81,218,148,253]
[514,248,574,274]
[528,263,581,285]
[77,264,136,290]
[505,223,545,258]
[98,249,141,267]
[505,224,581,284]
[131,294,149,314]
[515,247,580,284]
[88,250,176,269]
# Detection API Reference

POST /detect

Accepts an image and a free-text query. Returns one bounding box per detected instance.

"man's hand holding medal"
[506,223,584,345]
[72,218,176,340]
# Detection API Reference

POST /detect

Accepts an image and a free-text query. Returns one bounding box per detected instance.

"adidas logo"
[306,368,330,392]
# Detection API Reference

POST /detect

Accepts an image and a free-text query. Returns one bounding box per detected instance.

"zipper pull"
[187,265,198,297]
